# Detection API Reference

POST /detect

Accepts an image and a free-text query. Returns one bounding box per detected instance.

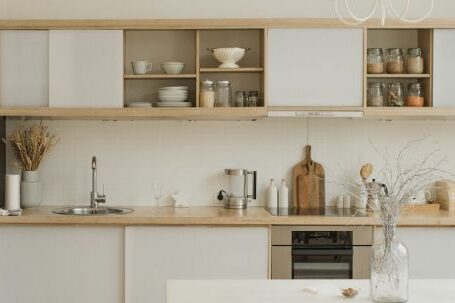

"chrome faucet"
[90,156,106,208]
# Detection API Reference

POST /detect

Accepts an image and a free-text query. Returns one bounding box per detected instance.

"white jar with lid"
[200,79,215,107]
[406,48,424,74]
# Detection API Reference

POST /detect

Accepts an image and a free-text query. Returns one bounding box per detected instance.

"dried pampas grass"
[3,123,58,171]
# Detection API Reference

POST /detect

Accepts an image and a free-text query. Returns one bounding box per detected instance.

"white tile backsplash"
[6,118,455,207]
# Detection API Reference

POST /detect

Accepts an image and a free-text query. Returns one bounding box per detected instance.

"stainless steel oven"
[271,226,373,279]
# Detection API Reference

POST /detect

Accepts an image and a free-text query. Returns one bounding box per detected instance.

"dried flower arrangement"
[3,123,58,171]
[346,138,449,302]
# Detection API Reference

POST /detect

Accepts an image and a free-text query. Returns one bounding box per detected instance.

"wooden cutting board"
[292,145,325,209]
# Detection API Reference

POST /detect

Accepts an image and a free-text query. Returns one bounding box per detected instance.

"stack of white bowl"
[157,86,191,107]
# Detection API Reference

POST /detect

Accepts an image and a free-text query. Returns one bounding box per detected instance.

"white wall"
[0,0,454,19]
[6,118,455,207]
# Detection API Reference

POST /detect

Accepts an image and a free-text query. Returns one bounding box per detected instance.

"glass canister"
[406,82,424,107]
[367,82,385,107]
[200,79,215,108]
[386,48,404,74]
[406,48,424,74]
[247,91,259,107]
[387,82,404,107]
[234,91,245,107]
[367,48,384,74]
[215,81,231,107]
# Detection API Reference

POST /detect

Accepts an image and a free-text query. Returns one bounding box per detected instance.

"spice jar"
[406,83,424,107]
[367,48,384,74]
[247,91,259,107]
[215,80,231,107]
[386,48,404,74]
[200,79,215,108]
[367,82,385,107]
[387,82,404,107]
[234,91,245,107]
[406,48,424,74]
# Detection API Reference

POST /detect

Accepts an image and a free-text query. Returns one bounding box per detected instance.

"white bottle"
[278,179,289,209]
[267,179,278,208]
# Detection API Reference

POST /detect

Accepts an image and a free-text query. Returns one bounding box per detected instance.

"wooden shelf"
[199,67,264,73]
[364,107,455,119]
[124,74,197,79]
[0,107,267,120]
[367,74,430,79]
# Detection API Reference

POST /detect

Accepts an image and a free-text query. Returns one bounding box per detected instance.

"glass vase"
[370,224,409,303]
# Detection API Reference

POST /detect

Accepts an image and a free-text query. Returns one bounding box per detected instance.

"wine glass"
[153,184,163,209]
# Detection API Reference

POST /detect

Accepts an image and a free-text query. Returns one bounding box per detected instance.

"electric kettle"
[218,169,257,209]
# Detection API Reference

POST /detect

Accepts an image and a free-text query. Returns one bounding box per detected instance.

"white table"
[167,280,455,303]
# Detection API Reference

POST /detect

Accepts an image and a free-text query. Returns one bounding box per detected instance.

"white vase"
[20,170,42,208]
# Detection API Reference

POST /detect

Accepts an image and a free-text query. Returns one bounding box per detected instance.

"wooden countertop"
[0,206,454,226]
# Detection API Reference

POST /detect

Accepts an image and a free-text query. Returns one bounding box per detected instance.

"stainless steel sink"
[52,206,133,216]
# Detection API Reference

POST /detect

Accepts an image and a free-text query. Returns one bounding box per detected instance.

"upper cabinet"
[49,30,123,108]
[433,29,454,107]
[0,30,49,107]
[267,28,363,107]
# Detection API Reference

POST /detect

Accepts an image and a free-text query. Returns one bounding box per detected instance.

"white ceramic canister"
[20,170,42,208]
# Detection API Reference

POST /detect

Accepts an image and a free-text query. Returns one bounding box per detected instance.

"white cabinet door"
[434,29,455,107]
[0,226,124,303]
[49,30,123,107]
[268,28,363,107]
[375,227,455,278]
[125,226,269,303]
[0,30,49,107]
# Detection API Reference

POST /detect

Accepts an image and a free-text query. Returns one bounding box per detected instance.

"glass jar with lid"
[215,80,231,107]
[406,48,424,74]
[367,48,384,74]
[386,48,404,74]
[247,91,259,107]
[200,79,215,108]
[406,82,424,107]
[234,91,245,107]
[387,82,404,107]
[367,82,385,107]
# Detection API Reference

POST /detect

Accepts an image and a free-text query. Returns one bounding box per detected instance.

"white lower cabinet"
[0,226,125,303]
[125,226,269,303]
[375,227,455,278]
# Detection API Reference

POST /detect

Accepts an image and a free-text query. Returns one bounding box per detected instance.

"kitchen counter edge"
[0,206,454,227]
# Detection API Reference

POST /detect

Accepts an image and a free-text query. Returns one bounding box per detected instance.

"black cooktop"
[266,207,368,217]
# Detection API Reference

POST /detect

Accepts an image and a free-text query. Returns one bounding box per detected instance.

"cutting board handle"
[305,145,312,160]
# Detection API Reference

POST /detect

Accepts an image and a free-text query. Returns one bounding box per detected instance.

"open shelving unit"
[364,28,434,117]
[123,27,266,111]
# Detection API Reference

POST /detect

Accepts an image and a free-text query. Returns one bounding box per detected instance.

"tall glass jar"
[200,79,215,108]
[387,82,404,107]
[406,48,424,74]
[367,48,384,74]
[406,82,424,107]
[371,224,409,303]
[368,82,385,107]
[386,48,404,74]
[215,81,231,107]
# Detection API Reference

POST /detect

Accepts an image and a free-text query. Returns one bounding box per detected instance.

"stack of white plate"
[157,86,192,107]
[127,101,152,108]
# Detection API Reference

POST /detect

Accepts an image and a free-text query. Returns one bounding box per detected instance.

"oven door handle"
[292,248,353,256]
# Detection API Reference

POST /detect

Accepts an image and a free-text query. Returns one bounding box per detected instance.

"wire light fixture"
[335,0,434,26]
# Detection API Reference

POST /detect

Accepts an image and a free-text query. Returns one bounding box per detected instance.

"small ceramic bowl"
[161,62,185,74]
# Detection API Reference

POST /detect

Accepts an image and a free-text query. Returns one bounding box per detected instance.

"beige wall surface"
[0,0,454,19]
